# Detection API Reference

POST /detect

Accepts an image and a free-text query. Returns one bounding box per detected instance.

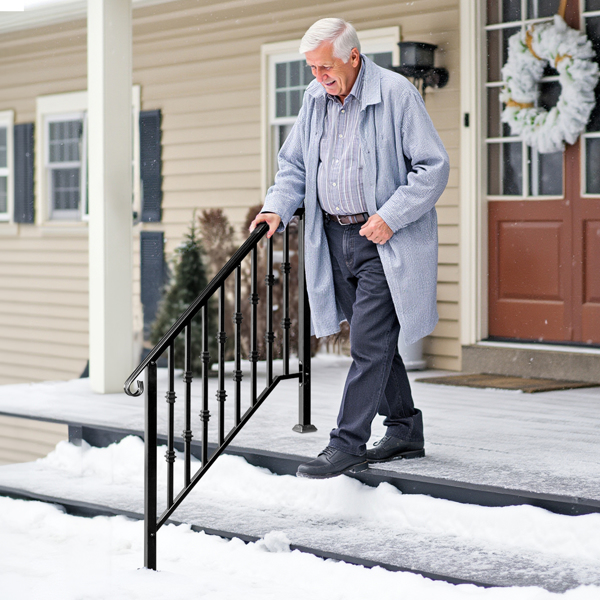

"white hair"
[299,18,361,62]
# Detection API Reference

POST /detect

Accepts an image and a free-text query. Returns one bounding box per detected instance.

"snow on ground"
[3,496,597,600]
[1,354,599,500]
[1,437,600,598]
[35,436,600,564]
[1,356,600,593]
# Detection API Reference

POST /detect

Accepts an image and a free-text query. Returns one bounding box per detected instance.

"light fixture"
[388,41,449,100]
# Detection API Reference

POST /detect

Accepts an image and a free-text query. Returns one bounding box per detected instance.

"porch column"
[87,0,133,393]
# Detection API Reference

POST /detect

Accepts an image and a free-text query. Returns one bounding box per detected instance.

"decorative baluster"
[265,237,275,385]
[200,306,211,466]
[165,343,176,507]
[233,265,243,425]
[144,360,157,570]
[132,217,319,572]
[281,227,291,376]
[183,324,193,486]
[249,246,259,405]
[217,284,228,446]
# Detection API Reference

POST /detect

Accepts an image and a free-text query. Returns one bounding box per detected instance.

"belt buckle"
[336,214,347,225]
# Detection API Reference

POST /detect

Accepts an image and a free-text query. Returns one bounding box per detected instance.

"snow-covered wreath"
[501,14,599,154]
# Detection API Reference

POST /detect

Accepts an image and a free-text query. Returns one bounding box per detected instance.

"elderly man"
[251,18,449,478]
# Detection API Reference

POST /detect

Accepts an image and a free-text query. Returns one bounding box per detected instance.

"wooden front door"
[488,143,600,344]
[485,1,600,346]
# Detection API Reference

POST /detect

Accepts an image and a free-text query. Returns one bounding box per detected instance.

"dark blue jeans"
[324,218,424,456]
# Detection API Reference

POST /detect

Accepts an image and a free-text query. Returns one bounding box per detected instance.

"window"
[485,0,564,198]
[36,88,140,224]
[583,1,600,195]
[269,54,315,181]
[0,111,13,222]
[262,27,400,191]
[46,113,87,220]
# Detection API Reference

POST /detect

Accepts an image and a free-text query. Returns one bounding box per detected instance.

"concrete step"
[72,422,600,517]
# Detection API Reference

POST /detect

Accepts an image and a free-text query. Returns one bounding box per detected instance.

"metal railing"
[124,209,315,570]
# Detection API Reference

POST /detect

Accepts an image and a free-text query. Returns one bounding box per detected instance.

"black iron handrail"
[124,208,315,570]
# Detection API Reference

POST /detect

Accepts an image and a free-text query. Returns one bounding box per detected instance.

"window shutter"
[139,109,162,222]
[13,123,34,224]
[140,231,165,337]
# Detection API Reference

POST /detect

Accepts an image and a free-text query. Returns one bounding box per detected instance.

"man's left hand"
[359,214,393,245]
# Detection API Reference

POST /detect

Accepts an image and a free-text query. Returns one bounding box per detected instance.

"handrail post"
[293,210,317,434]
[144,361,158,570]
[281,228,291,375]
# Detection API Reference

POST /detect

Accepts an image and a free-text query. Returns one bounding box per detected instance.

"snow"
[0,354,599,501]
[2,436,600,593]
[1,356,600,593]
[2,437,600,599]
[34,437,600,562]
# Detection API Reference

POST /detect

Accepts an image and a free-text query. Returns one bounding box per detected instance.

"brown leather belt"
[323,211,369,225]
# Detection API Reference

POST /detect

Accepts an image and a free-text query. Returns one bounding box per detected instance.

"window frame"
[581,5,600,197]
[260,26,401,197]
[0,110,14,223]
[36,87,141,225]
[484,1,569,201]
[45,111,87,221]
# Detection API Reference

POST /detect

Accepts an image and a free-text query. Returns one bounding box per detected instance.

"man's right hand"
[249,212,281,239]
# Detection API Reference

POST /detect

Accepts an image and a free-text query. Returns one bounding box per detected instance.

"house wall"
[133,0,461,370]
[0,415,67,465]
[0,0,461,393]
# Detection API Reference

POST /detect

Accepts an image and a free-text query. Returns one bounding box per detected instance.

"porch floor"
[1,355,599,590]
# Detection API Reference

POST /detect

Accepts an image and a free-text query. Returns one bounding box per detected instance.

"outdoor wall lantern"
[389,41,449,100]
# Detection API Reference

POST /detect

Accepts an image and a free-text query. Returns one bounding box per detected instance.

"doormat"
[414,373,600,393]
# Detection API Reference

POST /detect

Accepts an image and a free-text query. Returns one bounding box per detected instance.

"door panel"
[489,201,572,341]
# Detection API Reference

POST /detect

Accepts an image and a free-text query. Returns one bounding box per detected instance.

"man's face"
[304,42,361,102]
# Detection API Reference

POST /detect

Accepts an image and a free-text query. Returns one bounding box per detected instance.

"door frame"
[459,0,487,346]
[459,0,600,353]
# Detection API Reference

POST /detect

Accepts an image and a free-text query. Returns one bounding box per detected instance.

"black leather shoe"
[366,436,425,463]
[296,446,368,479]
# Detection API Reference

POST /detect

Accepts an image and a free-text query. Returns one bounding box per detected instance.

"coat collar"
[304,54,382,111]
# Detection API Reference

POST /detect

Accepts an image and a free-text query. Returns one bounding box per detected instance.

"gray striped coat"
[263,56,450,345]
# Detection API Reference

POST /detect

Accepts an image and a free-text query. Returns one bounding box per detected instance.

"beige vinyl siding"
[0,0,461,394]
[0,16,88,386]
[0,230,89,384]
[0,415,67,465]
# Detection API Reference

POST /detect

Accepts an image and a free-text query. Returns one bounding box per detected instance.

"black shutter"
[139,109,162,222]
[140,231,165,337]
[13,123,35,224]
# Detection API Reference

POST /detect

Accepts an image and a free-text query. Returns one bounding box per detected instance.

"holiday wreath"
[501,14,599,154]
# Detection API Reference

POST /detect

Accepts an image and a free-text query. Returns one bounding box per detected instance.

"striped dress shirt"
[317,62,367,216]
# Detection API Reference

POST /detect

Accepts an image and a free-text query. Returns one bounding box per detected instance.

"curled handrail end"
[124,379,144,397]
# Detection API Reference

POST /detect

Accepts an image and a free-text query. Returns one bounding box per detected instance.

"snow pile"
[1,495,599,600]
[35,437,600,564]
